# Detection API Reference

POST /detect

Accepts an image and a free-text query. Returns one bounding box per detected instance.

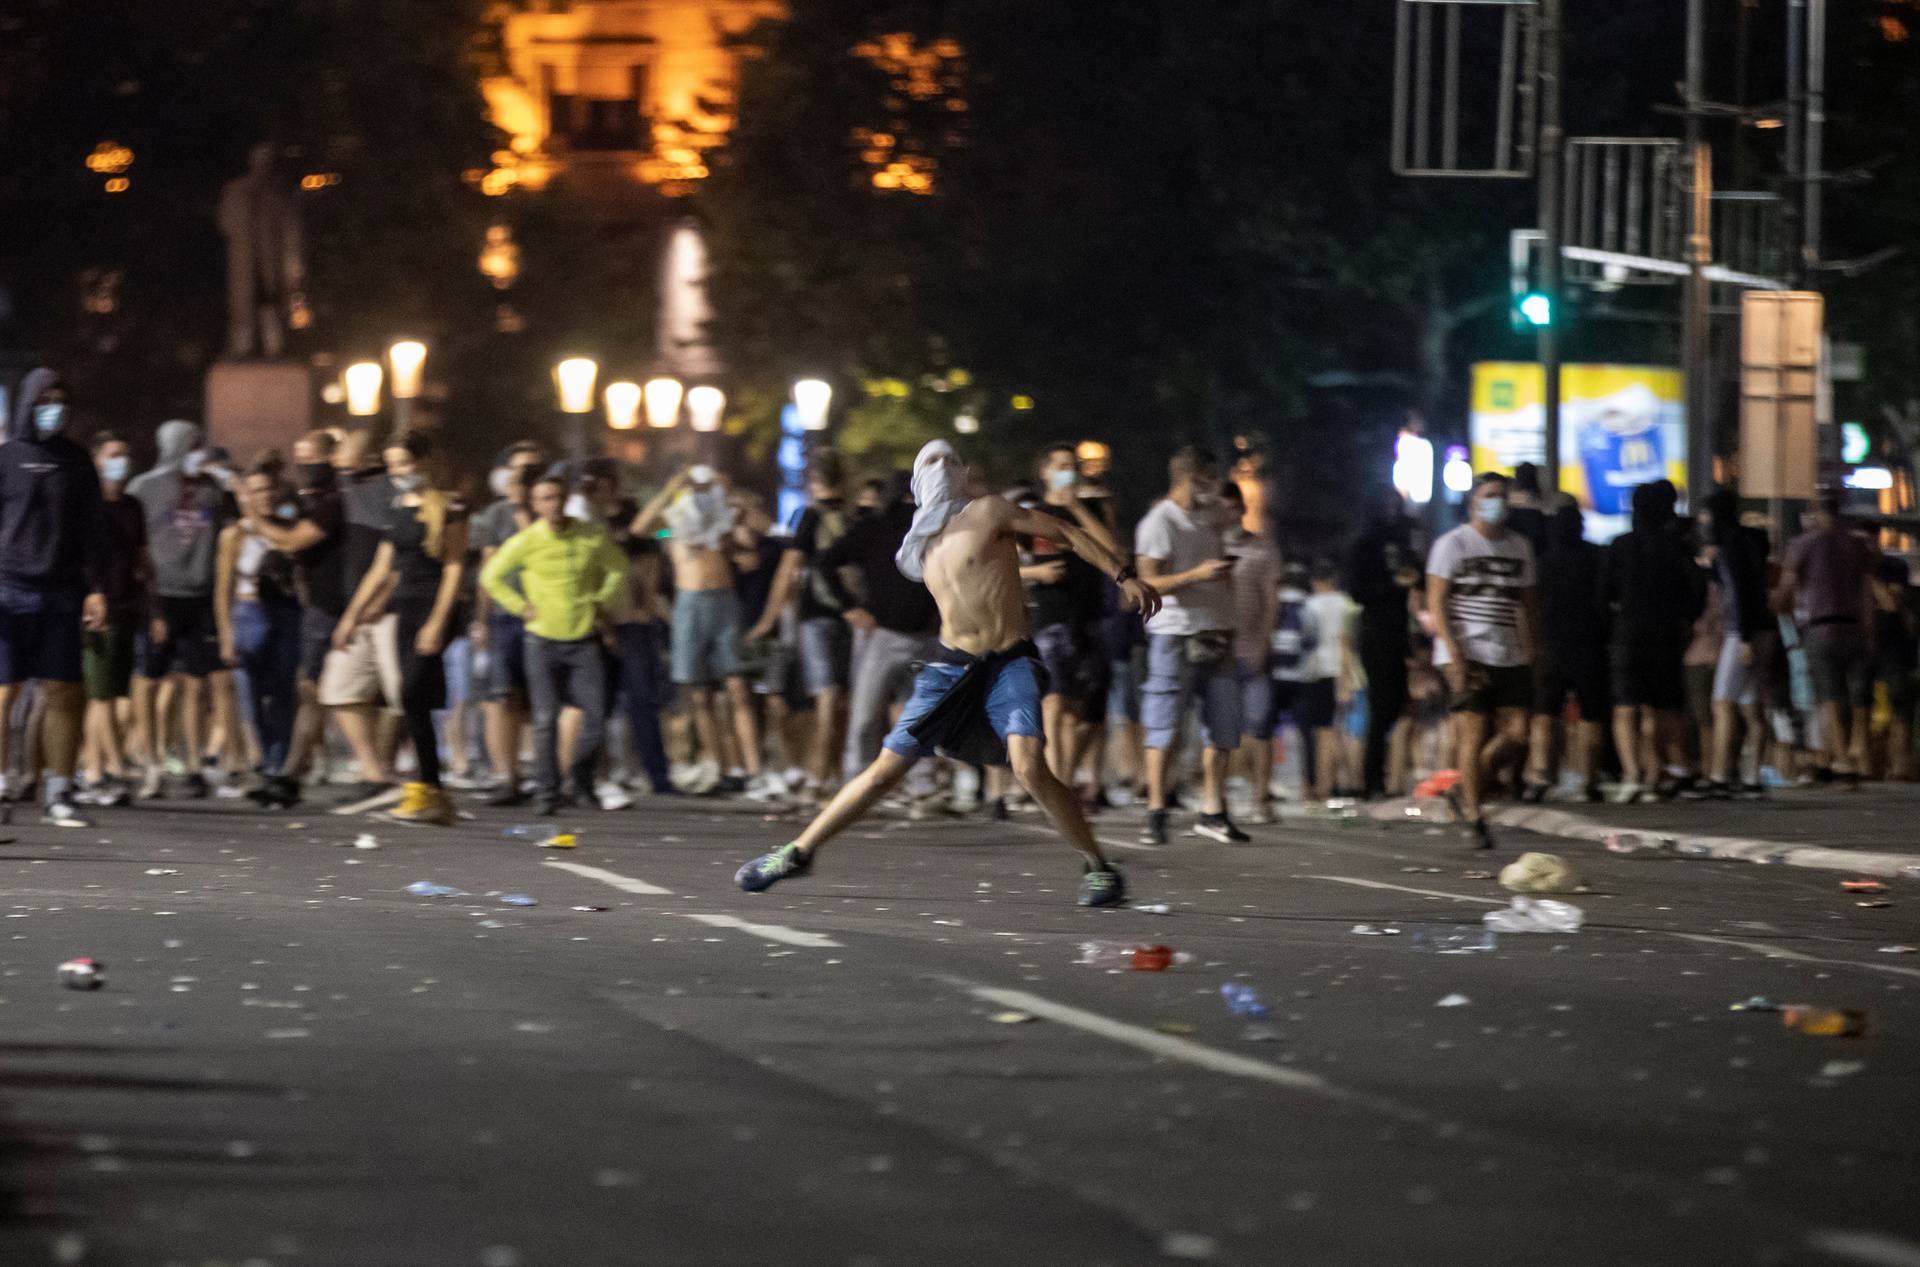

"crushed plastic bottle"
[405,881,467,897]
[58,958,103,990]
[499,894,538,908]
[1134,903,1173,915]
[1219,983,1269,1018]
[1410,928,1498,954]
[1482,896,1584,933]
[501,826,540,841]
[351,832,380,850]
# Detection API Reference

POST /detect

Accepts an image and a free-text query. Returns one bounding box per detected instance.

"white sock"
[45,775,71,804]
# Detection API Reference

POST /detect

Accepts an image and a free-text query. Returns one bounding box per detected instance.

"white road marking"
[944,977,1430,1122]
[1807,1229,1920,1267]
[1307,876,1920,981]
[541,861,674,896]
[1304,874,1506,905]
[681,913,841,948]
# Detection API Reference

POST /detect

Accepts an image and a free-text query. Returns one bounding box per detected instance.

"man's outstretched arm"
[1004,499,1161,621]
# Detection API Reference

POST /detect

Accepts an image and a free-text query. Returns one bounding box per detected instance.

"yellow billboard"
[1469,363,1686,519]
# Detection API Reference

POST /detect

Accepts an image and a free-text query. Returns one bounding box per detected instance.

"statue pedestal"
[205,360,312,459]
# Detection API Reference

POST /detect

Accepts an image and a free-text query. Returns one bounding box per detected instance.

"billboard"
[1470,362,1686,536]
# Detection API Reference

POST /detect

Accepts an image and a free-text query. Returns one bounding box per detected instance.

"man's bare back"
[920,497,1031,657]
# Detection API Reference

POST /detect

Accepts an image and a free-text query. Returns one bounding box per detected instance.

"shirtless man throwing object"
[735,441,1160,906]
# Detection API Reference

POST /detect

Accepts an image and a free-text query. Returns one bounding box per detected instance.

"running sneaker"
[736,843,811,893]
[1077,865,1127,908]
[1138,808,1169,846]
[743,772,787,803]
[41,800,93,828]
[138,767,166,800]
[595,782,634,811]
[1681,780,1732,800]
[1243,801,1276,826]
[484,782,527,808]
[1193,813,1251,844]
[379,782,456,826]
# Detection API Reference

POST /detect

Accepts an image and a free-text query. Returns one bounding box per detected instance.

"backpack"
[1270,592,1319,681]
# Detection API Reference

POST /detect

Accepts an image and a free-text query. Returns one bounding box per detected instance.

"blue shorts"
[671,589,743,686]
[0,583,84,685]
[798,615,852,694]
[1141,633,1243,751]
[488,612,529,699]
[1237,658,1273,739]
[882,656,1045,762]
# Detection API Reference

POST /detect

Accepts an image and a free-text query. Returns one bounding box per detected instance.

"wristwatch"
[1112,564,1137,585]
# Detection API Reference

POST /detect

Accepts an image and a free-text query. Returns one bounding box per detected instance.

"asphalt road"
[0,791,1915,1267]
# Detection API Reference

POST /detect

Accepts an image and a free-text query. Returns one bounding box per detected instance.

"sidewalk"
[1369,783,1920,880]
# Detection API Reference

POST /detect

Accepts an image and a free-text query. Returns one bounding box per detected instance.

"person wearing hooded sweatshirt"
[0,367,111,826]
[126,418,226,799]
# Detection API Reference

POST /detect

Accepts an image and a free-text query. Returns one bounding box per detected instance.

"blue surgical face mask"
[33,403,66,437]
[101,455,130,483]
[1047,468,1076,492]
[391,472,423,492]
[1478,496,1508,526]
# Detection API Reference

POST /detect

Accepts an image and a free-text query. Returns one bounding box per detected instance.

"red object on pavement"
[1130,945,1173,971]
[1415,770,1461,798]
[1841,880,1889,893]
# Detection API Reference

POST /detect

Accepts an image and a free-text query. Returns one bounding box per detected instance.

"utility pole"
[1682,0,1714,508]
[1536,0,1563,494]
[1784,0,1805,288]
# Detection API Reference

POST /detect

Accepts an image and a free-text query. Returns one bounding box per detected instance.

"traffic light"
[1517,292,1552,327]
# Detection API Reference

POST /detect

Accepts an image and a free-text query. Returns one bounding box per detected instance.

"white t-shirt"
[1135,497,1231,636]
[1303,590,1351,681]
[1426,524,1535,668]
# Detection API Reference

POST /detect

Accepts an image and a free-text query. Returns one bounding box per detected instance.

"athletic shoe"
[214,780,247,799]
[379,782,455,826]
[1138,808,1169,846]
[183,773,210,799]
[41,800,93,828]
[249,775,301,809]
[331,782,403,816]
[1193,813,1251,844]
[1466,817,1495,850]
[595,782,634,811]
[1519,779,1551,804]
[1734,782,1766,801]
[988,797,1009,822]
[714,775,748,796]
[442,771,486,790]
[736,843,811,893]
[1243,801,1276,826]
[533,796,561,817]
[743,772,787,803]
[1681,780,1732,800]
[907,793,952,821]
[484,783,527,808]
[138,767,166,800]
[1077,865,1127,907]
[1610,781,1643,805]
[95,777,132,808]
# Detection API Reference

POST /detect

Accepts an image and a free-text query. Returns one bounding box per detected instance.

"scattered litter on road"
[501,826,540,840]
[1160,1231,1219,1261]
[499,894,538,907]
[1220,983,1269,1018]
[1730,996,1780,1012]
[990,1010,1037,1024]
[405,881,466,897]
[143,867,179,875]
[1782,1005,1868,1038]
[1435,993,1471,1007]
[1461,870,1495,880]
[1076,940,1190,969]
[1399,866,1443,874]
[1241,1024,1281,1042]
[352,833,380,850]
[57,958,103,990]
[1499,852,1584,894]
[1840,880,1888,893]
[537,833,577,849]
[1483,896,1584,933]
[1129,944,1173,971]
[570,905,609,913]
[1411,929,1497,954]
[1134,903,1172,915]
[1154,1020,1195,1035]
[1878,945,1916,954]
[1350,924,1402,936]
[1817,1060,1865,1080]
[1604,832,1673,856]
[1856,899,1892,909]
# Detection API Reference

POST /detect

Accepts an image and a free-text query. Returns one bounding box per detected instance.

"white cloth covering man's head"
[895,439,968,583]
[666,468,735,551]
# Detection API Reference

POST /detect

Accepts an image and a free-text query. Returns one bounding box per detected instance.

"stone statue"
[217,143,307,359]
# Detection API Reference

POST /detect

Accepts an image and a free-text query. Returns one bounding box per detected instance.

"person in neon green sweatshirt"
[479,471,628,813]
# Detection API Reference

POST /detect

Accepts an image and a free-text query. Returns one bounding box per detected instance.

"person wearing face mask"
[334,430,468,825]
[0,369,111,826]
[239,429,346,807]
[470,442,546,804]
[78,432,151,806]
[126,419,227,800]
[1021,443,1123,807]
[1133,445,1247,846]
[1425,472,1539,846]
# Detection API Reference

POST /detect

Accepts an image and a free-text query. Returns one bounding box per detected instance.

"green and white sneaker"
[1077,864,1126,908]
[736,843,812,893]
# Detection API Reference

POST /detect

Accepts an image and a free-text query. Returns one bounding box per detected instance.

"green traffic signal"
[1518,292,1552,326]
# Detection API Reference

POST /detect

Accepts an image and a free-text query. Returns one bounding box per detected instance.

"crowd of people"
[2,365,1915,857]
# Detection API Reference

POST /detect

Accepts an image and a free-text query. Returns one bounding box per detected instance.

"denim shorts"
[798,615,852,695]
[671,589,743,686]
[1140,633,1243,750]
[882,656,1045,761]
[1236,658,1273,739]
[487,612,529,699]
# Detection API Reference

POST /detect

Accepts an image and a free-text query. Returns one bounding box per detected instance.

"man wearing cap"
[734,440,1160,907]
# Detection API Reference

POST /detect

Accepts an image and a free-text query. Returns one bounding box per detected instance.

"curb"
[1365,798,1920,881]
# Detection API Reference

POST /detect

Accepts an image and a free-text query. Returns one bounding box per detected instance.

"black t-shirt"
[293,486,347,617]
[340,468,395,598]
[385,494,465,602]
[792,498,854,620]
[100,496,148,623]
[735,537,784,623]
[1024,502,1105,630]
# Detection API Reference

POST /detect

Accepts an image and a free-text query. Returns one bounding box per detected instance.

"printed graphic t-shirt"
[1425,523,1535,668]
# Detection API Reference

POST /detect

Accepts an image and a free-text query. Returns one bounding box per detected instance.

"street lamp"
[953,412,980,435]
[644,376,683,429]
[387,339,427,429]
[687,385,725,433]
[554,356,598,462]
[343,361,384,418]
[793,378,832,431]
[604,380,642,431]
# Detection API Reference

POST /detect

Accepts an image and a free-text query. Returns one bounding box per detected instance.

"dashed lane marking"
[541,860,674,895]
[681,913,841,948]
[1807,1229,1920,1267]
